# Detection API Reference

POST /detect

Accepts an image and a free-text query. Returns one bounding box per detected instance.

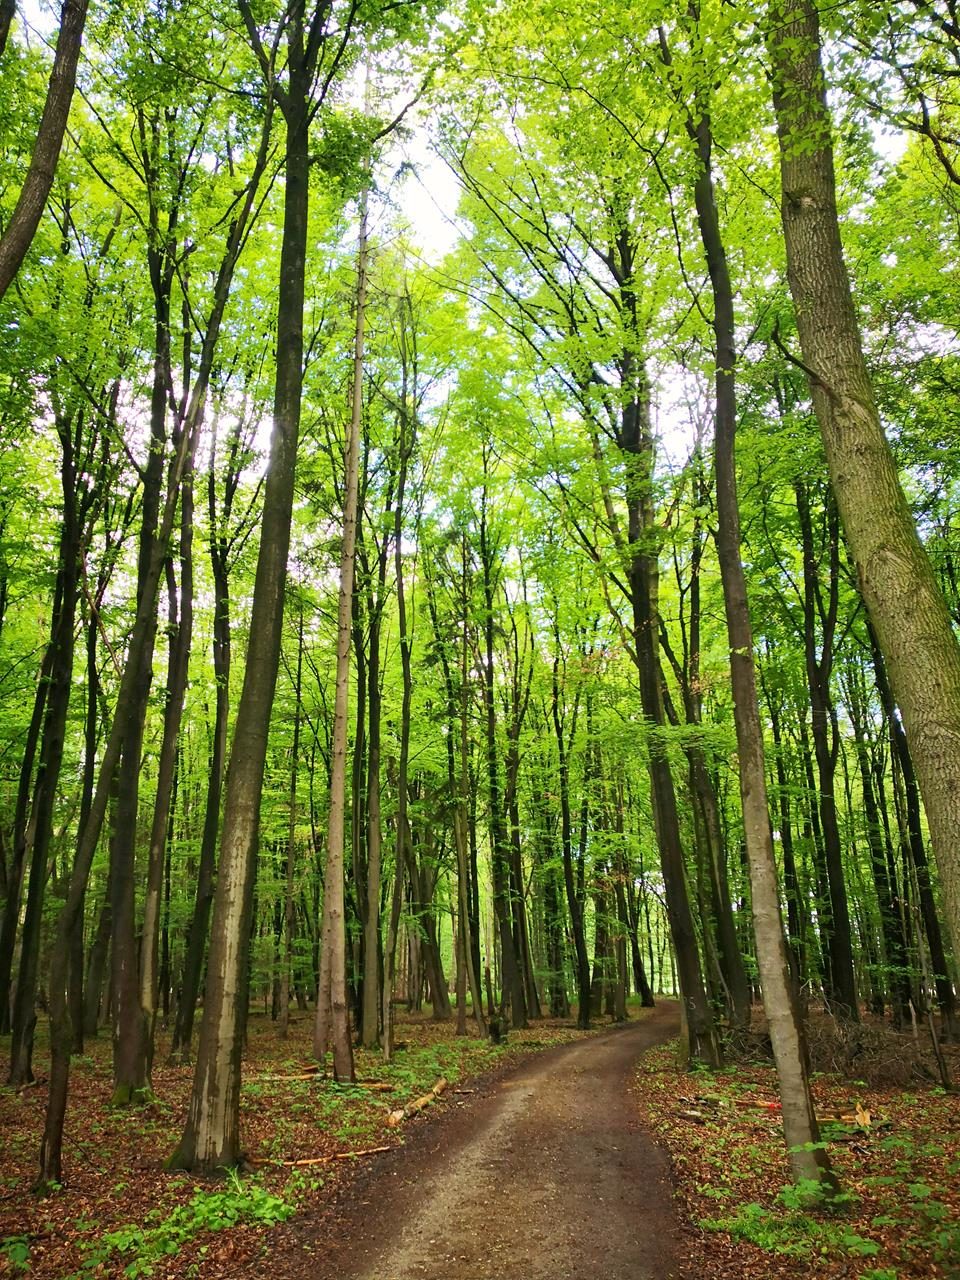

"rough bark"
[0,0,89,300]
[168,56,308,1171]
[769,0,960,964]
[671,15,837,1185]
[869,626,958,1037]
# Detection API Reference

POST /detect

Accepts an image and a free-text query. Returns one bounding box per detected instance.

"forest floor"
[2,1003,959,1279]
[250,1000,680,1280]
[0,1003,668,1279]
[638,1013,960,1280]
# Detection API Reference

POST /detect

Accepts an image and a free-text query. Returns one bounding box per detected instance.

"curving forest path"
[256,1002,681,1280]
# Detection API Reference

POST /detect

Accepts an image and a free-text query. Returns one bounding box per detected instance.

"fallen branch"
[284,1146,392,1167]
[255,1071,322,1082]
[678,1096,889,1132]
[249,1145,393,1168]
[14,1078,46,1094]
[386,1076,448,1127]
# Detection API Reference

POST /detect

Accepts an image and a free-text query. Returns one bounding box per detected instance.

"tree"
[312,179,367,1082]
[658,0,836,1190]
[0,0,89,300]
[768,0,960,963]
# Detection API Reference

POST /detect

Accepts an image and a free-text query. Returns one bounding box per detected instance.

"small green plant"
[284,1166,325,1203]
[80,1173,294,1277]
[1,1235,31,1274]
[701,1202,880,1260]
[777,1178,830,1211]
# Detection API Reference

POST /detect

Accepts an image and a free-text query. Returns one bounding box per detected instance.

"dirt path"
[261,1002,680,1280]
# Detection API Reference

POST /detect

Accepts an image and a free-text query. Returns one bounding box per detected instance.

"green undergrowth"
[701,1190,880,1261]
[636,1041,960,1278]
[71,1171,293,1279]
[243,1032,515,1150]
[0,1010,614,1278]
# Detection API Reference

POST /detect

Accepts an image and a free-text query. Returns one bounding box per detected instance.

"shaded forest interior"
[1,0,960,1272]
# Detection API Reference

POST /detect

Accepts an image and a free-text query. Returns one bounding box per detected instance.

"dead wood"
[386,1076,448,1127]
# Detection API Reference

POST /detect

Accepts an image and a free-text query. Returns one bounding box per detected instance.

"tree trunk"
[280,601,304,1038]
[869,626,958,1037]
[794,482,858,1019]
[479,486,526,1029]
[168,69,310,1172]
[140,450,196,1078]
[769,0,960,965]
[0,592,54,1037]
[426,553,486,1037]
[109,273,170,1107]
[0,0,89,300]
[9,504,78,1086]
[675,28,837,1187]
[170,465,233,1061]
[846,662,911,1027]
[82,874,112,1038]
[551,638,591,1030]
[313,181,369,1083]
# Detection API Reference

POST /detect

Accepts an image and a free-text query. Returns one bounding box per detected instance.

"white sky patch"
[392,126,463,261]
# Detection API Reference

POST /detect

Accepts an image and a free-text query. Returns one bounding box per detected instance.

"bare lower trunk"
[170,540,230,1060]
[168,79,307,1172]
[313,183,369,1083]
[141,457,196,1072]
[280,606,304,1039]
[678,33,837,1187]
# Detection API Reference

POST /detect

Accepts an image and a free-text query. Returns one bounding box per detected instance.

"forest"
[1,0,959,1275]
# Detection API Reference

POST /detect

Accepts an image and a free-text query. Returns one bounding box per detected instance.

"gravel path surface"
[257,1002,680,1280]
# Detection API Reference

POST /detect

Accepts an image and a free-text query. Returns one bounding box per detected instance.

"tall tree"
[0,0,89,299]
[659,2,836,1190]
[768,0,960,963]
[313,180,368,1082]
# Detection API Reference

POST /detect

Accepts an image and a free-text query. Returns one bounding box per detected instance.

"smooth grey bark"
[361,541,387,1048]
[424,552,487,1037]
[279,599,304,1039]
[478,476,526,1029]
[8,510,78,1087]
[0,583,55,1039]
[140,458,196,1069]
[313,183,367,1084]
[168,61,308,1165]
[550,630,591,1030]
[169,412,244,1061]
[109,243,170,1105]
[41,407,195,1186]
[793,481,858,1019]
